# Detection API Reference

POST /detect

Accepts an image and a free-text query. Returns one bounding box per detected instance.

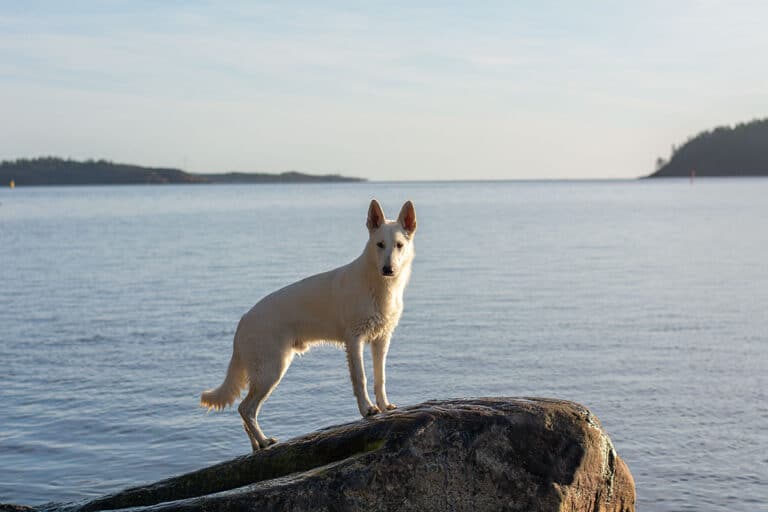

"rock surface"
[6,398,635,512]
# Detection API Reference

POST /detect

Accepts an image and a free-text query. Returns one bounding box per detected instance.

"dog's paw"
[255,437,278,450]
[363,405,381,417]
[385,403,397,411]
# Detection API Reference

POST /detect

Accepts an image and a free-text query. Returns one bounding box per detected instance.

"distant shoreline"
[0,158,365,187]
[645,118,768,178]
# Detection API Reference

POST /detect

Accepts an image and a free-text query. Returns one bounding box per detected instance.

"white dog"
[201,199,417,451]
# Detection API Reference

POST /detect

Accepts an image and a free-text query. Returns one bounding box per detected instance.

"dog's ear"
[367,199,386,231]
[397,200,417,235]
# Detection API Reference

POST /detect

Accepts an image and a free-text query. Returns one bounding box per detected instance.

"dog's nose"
[382,265,394,276]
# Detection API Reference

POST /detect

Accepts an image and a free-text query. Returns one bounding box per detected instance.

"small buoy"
[9,179,14,189]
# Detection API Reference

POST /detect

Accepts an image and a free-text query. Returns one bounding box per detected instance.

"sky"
[1,1,767,180]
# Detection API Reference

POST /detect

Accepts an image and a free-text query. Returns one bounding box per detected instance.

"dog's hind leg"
[238,349,293,451]
[238,386,267,452]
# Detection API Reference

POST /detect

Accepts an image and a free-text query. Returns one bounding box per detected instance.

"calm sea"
[0,180,766,510]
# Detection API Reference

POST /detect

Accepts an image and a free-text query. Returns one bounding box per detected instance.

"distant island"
[0,157,365,186]
[646,118,768,178]
[194,171,364,184]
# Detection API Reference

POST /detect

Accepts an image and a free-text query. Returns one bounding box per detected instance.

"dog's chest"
[353,292,402,340]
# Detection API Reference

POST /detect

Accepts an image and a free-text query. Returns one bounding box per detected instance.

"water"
[0,180,766,510]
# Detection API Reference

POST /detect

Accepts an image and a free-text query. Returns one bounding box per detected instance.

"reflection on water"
[1,180,767,510]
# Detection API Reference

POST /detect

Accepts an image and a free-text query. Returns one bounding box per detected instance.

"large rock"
[7,398,635,512]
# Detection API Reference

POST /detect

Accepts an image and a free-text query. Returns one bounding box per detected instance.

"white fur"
[201,199,417,451]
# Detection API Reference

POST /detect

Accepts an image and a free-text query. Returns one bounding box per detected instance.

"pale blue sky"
[1,1,766,179]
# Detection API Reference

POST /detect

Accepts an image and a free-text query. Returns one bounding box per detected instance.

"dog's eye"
[376,242,385,249]
[396,242,404,249]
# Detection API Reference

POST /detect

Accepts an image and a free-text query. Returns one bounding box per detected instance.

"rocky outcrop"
[5,398,635,512]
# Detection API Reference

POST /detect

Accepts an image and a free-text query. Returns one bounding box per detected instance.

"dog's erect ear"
[397,200,417,235]
[367,199,386,231]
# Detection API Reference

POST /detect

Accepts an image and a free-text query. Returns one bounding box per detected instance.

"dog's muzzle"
[382,265,395,277]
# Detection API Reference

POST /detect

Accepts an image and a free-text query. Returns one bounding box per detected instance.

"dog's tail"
[200,351,247,411]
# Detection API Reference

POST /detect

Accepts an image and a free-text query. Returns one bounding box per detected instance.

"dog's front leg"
[372,336,397,412]
[346,337,380,417]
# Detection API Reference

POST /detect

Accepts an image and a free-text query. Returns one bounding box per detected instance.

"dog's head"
[366,199,417,279]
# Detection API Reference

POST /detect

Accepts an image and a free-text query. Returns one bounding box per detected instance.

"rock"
[8,398,635,512]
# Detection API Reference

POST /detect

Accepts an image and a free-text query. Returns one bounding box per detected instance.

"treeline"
[0,157,204,186]
[0,157,364,186]
[647,118,768,178]
[195,171,364,183]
